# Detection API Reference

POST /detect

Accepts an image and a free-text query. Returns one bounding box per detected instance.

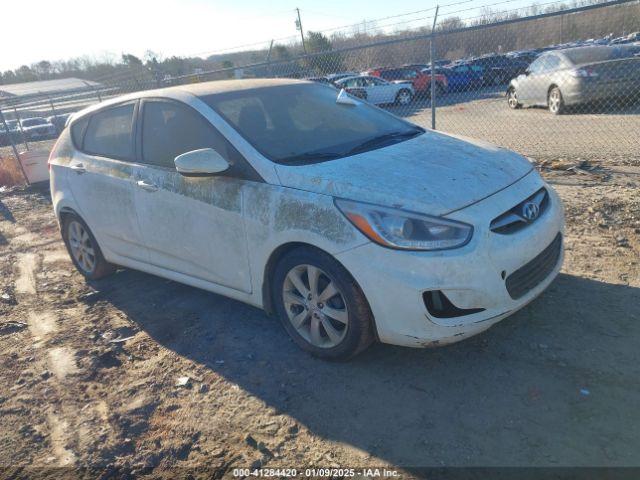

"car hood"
[274,131,534,216]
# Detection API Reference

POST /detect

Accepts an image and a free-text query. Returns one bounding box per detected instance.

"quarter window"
[70,116,89,148]
[83,103,135,160]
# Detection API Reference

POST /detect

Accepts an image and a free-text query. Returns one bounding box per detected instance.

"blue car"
[431,64,484,91]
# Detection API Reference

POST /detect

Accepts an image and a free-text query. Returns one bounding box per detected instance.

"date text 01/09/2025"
[232,468,400,477]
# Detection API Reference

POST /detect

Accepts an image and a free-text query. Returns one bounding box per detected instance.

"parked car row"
[0,113,72,146]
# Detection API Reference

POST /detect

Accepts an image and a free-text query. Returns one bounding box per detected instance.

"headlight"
[334,199,473,251]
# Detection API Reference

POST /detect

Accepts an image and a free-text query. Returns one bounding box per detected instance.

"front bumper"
[335,171,565,348]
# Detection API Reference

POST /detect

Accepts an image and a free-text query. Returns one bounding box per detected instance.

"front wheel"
[395,88,413,105]
[507,87,521,109]
[548,87,565,115]
[273,247,375,360]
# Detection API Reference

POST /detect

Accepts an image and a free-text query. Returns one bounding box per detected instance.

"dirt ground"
[1,153,639,478]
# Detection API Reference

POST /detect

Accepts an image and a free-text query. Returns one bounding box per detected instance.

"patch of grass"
[0,154,26,187]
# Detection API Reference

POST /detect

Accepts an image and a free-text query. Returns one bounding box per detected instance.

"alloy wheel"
[398,91,412,105]
[68,220,96,274]
[507,89,519,109]
[549,89,562,114]
[282,264,349,348]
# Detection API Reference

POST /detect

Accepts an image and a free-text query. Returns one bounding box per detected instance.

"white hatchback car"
[49,79,564,360]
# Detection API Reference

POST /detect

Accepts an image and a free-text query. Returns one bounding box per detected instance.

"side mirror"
[336,88,359,106]
[174,148,230,177]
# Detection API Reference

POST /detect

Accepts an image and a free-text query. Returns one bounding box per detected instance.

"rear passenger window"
[83,104,135,160]
[141,100,233,169]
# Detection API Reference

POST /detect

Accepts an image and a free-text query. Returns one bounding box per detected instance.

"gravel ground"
[0,161,639,477]
[394,87,640,165]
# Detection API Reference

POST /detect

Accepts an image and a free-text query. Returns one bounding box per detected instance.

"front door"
[131,98,253,293]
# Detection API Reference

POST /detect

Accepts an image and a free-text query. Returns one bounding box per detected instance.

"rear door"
[66,102,148,262]
[364,77,395,104]
[131,98,253,292]
[377,77,400,103]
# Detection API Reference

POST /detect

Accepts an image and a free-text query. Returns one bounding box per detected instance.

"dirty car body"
[49,79,564,358]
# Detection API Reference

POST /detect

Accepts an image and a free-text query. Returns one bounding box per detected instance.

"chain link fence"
[2,0,639,184]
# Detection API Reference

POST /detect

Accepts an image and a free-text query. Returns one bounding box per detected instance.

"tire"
[272,247,375,360]
[395,88,413,105]
[61,213,116,280]
[548,87,565,115]
[507,87,521,109]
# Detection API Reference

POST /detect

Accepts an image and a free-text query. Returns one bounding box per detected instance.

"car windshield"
[202,83,423,165]
[22,118,47,127]
[564,46,639,64]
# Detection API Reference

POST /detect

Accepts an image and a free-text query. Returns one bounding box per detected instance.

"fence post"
[0,107,29,185]
[430,5,440,131]
[266,39,274,78]
[12,106,29,151]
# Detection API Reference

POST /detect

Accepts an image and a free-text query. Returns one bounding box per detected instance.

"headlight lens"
[335,199,473,251]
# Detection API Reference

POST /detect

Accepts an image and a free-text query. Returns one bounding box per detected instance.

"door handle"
[70,163,86,174]
[136,180,158,192]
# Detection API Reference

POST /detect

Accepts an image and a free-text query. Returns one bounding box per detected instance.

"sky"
[2,0,535,72]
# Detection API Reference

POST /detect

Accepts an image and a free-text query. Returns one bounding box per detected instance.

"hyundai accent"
[49,79,564,359]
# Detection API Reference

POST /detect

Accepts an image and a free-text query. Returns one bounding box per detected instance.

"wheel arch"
[57,206,83,230]
[261,242,379,340]
[262,242,323,316]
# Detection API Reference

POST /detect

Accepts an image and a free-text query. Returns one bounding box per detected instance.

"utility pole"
[430,5,440,130]
[295,8,307,54]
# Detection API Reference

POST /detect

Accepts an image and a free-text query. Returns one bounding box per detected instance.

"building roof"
[0,77,102,98]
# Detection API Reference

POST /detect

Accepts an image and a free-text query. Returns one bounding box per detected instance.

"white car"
[49,79,564,360]
[334,75,414,105]
[20,117,57,140]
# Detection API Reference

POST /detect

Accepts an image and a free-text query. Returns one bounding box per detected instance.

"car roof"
[69,78,312,123]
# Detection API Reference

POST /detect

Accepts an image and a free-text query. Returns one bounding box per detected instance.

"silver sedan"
[507,45,640,114]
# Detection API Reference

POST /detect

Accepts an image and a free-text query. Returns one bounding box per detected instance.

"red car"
[365,66,448,96]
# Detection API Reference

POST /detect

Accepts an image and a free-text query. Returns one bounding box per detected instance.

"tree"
[121,53,143,67]
[34,60,53,78]
[272,45,292,61]
[305,31,344,74]
[221,60,234,79]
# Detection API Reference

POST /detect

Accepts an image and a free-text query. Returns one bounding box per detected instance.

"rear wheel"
[395,88,413,105]
[548,87,565,115]
[273,247,375,360]
[507,87,521,109]
[61,214,116,280]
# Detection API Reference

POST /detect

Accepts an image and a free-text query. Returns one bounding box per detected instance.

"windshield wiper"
[347,128,424,156]
[279,151,343,165]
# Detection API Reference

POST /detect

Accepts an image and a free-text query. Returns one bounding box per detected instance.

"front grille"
[491,188,549,234]
[505,233,562,300]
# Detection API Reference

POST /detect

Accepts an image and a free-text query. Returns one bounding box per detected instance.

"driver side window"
[141,100,231,169]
